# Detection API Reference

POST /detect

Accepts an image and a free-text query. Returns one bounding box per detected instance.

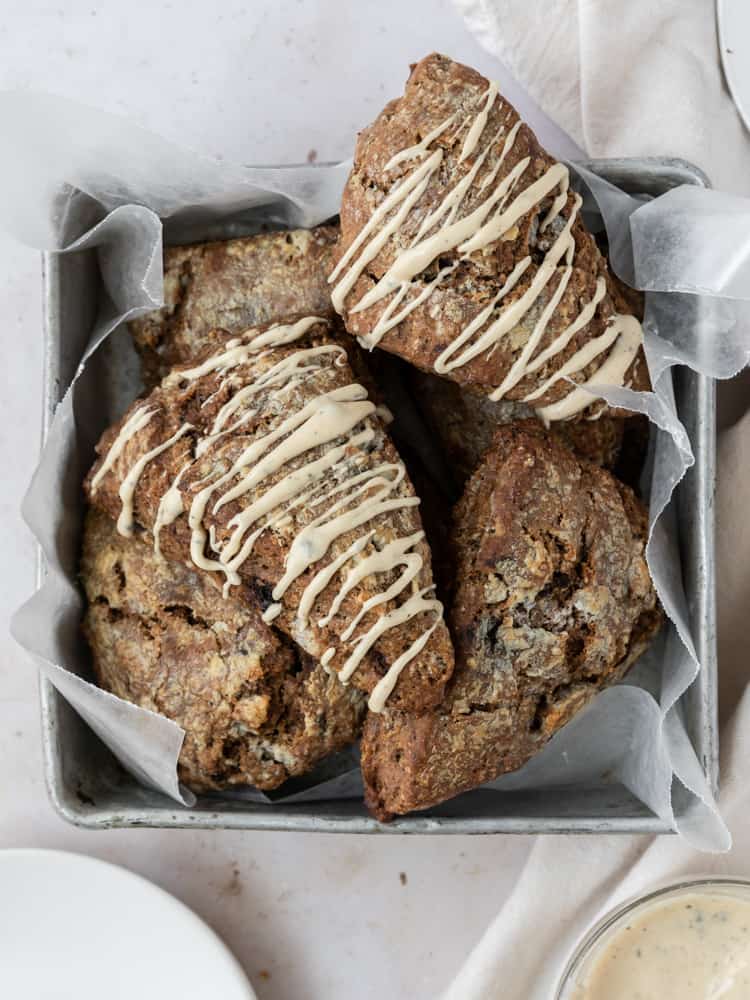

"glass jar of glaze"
[556,878,750,1000]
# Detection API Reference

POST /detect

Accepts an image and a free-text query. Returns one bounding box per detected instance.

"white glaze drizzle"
[241,315,326,352]
[369,606,442,712]
[459,81,498,162]
[330,148,444,313]
[96,318,444,711]
[165,315,326,388]
[329,79,643,420]
[185,380,370,585]
[153,461,190,558]
[323,531,425,641]
[384,112,459,171]
[524,276,607,376]
[535,315,643,422]
[297,532,374,629]
[340,586,443,715]
[90,405,156,493]
[116,423,192,537]
[261,603,282,624]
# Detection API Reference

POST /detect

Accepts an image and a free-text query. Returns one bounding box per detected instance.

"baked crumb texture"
[82,509,365,791]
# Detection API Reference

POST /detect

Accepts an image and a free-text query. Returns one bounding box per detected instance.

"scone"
[81,509,365,792]
[331,53,648,421]
[361,423,662,819]
[131,225,338,384]
[84,315,454,716]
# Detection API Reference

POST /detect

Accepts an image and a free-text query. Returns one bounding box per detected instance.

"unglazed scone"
[331,54,649,422]
[360,423,662,819]
[81,509,365,792]
[84,316,454,717]
[130,225,338,384]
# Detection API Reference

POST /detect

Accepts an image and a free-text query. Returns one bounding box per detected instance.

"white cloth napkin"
[445,1,750,996]
[454,0,750,195]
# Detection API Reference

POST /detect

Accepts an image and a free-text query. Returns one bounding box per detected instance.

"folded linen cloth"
[454,0,750,195]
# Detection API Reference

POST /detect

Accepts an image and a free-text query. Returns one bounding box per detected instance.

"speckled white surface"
[0,4,579,996]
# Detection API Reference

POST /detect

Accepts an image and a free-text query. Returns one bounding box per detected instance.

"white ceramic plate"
[717,0,750,133]
[0,849,256,1000]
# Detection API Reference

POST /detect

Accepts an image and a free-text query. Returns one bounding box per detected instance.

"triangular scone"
[81,509,365,792]
[361,423,662,820]
[84,316,454,715]
[331,53,648,422]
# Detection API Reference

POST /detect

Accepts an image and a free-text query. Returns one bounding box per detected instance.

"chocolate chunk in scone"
[331,53,648,421]
[131,225,338,385]
[360,422,662,820]
[85,316,454,717]
[81,509,365,792]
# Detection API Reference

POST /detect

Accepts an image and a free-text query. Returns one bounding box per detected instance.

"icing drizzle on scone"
[93,316,443,713]
[329,81,643,422]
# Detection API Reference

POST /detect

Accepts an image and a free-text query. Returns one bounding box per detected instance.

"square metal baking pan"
[38,156,717,833]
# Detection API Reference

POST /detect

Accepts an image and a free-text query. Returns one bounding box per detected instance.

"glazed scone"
[84,316,454,716]
[131,225,338,384]
[331,54,648,421]
[81,509,365,792]
[361,423,662,819]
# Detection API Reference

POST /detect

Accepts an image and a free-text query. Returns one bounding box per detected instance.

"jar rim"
[555,876,750,999]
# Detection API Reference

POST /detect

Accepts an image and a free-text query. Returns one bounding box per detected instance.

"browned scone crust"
[130,226,338,384]
[408,366,627,490]
[334,54,648,411]
[361,423,662,819]
[85,319,454,715]
[555,415,626,473]
[81,509,364,792]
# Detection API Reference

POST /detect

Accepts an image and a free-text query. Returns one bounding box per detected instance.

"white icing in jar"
[557,879,750,1000]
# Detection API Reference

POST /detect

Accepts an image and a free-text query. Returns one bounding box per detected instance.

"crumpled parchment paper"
[4,93,748,846]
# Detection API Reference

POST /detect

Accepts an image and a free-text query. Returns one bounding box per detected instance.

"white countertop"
[0,4,580,996]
